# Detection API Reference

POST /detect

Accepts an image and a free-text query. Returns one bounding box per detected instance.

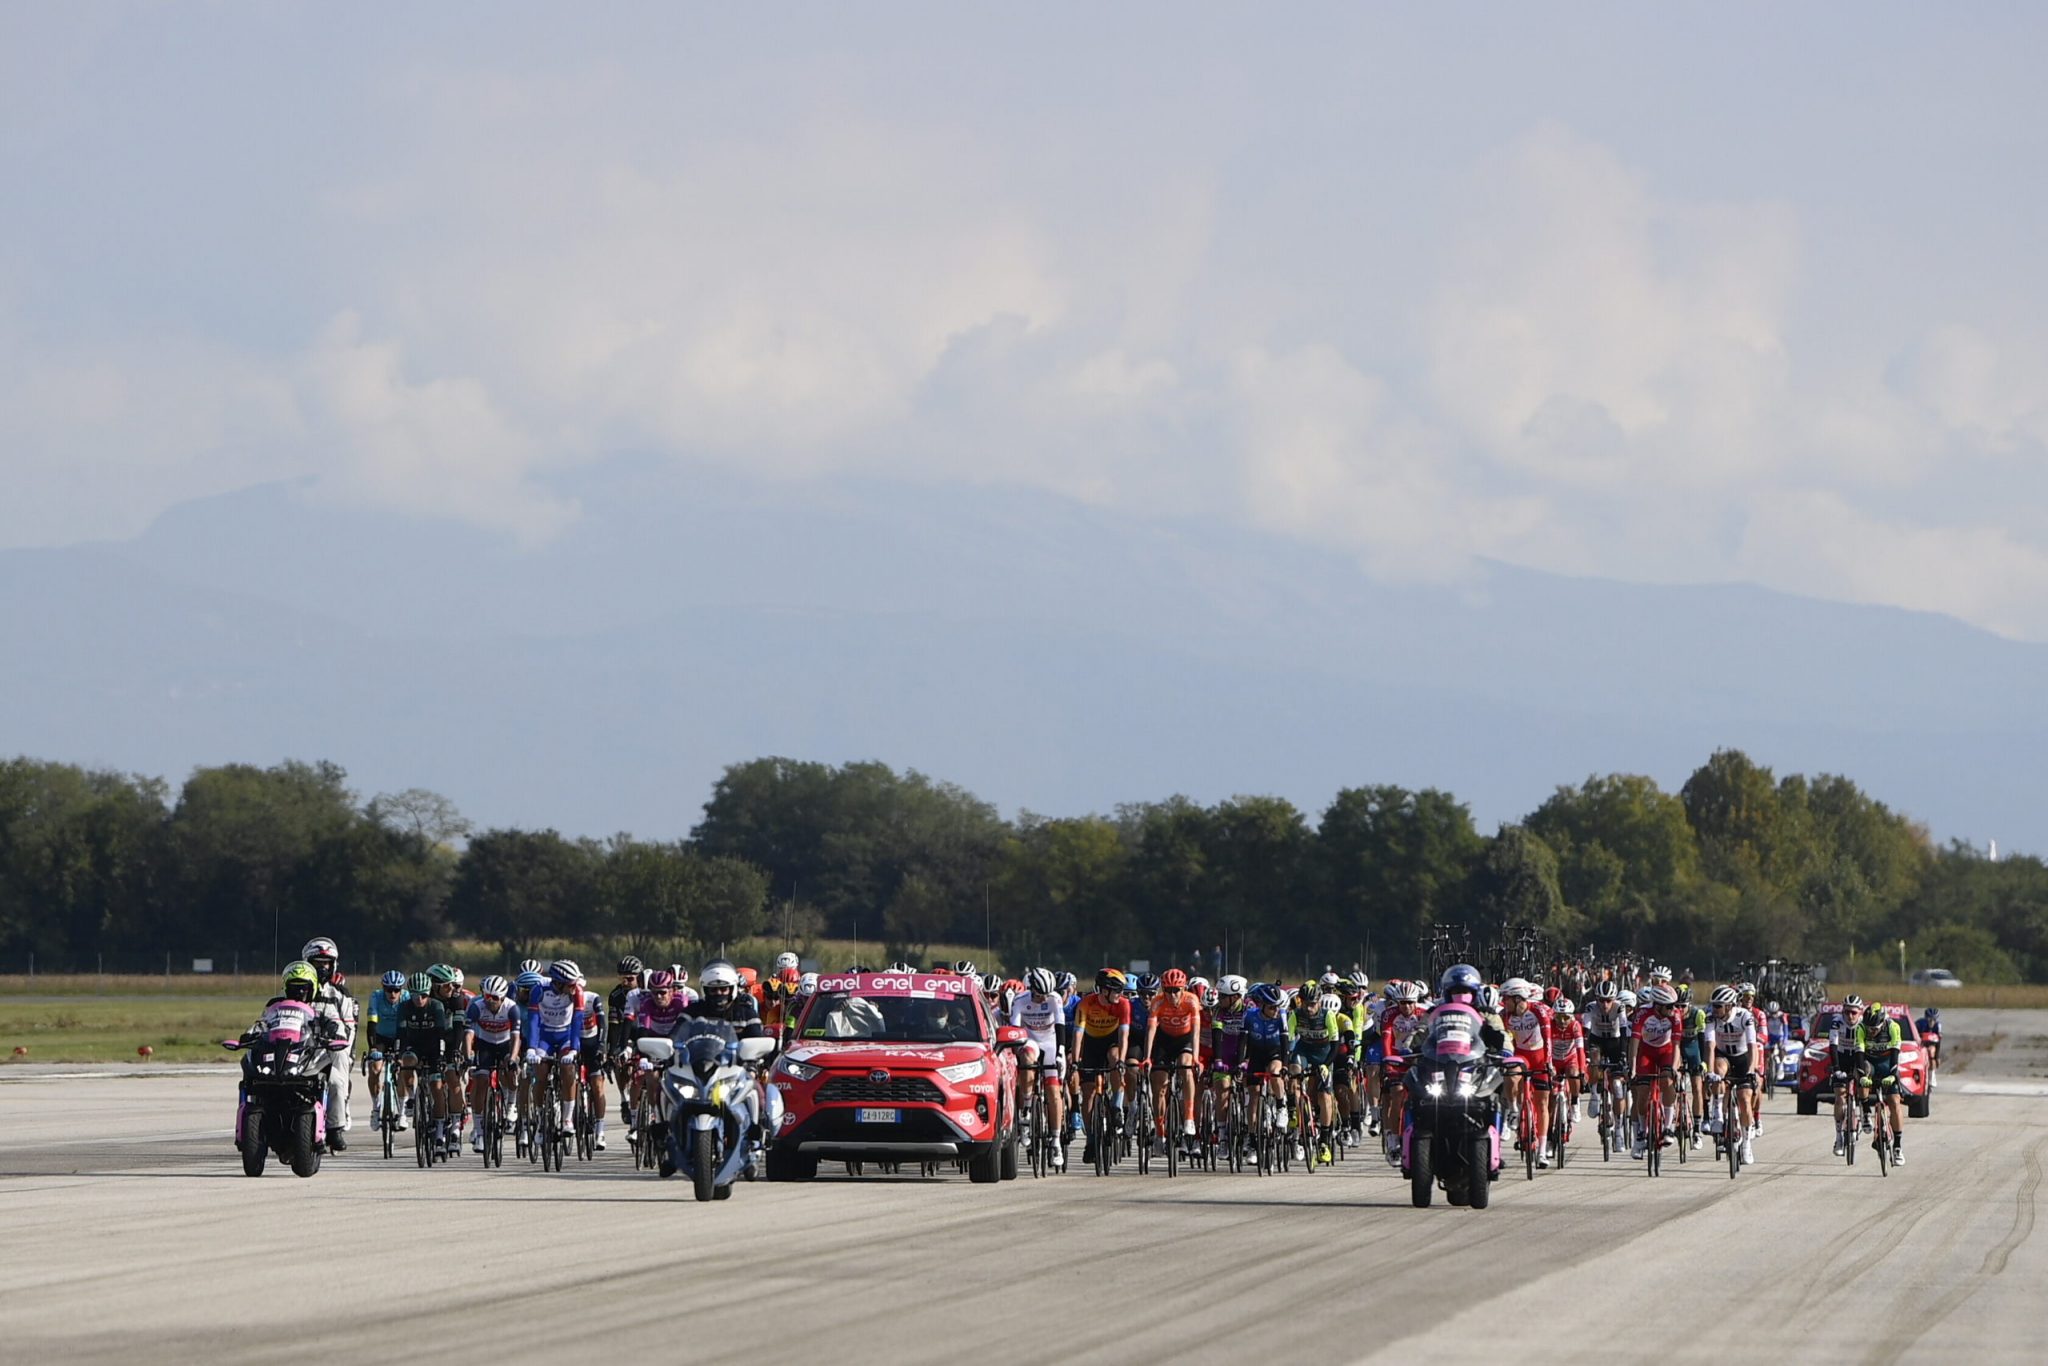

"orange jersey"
[1150,991,1202,1038]
[1075,993,1131,1039]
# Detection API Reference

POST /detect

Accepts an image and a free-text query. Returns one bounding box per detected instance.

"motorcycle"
[636,1019,780,1201]
[223,1000,351,1178]
[1402,1045,1506,1210]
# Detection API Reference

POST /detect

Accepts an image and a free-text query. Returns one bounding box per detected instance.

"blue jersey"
[524,985,588,1051]
[1242,1006,1293,1048]
[364,988,410,1043]
[1128,996,1151,1039]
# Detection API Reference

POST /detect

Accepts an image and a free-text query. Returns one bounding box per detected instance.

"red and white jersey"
[1548,1012,1584,1064]
[1503,1000,1554,1055]
[1631,1006,1679,1049]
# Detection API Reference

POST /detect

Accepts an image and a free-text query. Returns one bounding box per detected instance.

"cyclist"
[523,960,588,1139]
[1828,996,1870,1157]
[426,964,471,1154]
[1549,996,1585,1134]
[1677,986,1708,1140]
[1626,984,1681,1158]
[1208,974,1249,1122]
[1500,979,1557,1166]
[395,971,452,1139]
[608,956,644,1113]
[576,977,610,1149]
[1705,985,1759,1164]
[1072,969,1131,1165]
[365,969,411,1130]
[1916,1006,1942,1074]
[1146,968,1203,1155]
[1124,974,1158,1113]
[1241,982,1293,1145]
[1733,981,1767,1133]
[465,976,522,1153]
[1859,1000,1908,1165]
[1333,976,1371,1141]
[1288,987,1341,1163]
[300,937,357,1150]
[1008,967,1069,1170]
[510,969,547,1123]
[1058,971,1084,1139]
[763,966,804,1045]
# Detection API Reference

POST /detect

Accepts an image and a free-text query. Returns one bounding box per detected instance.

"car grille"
[815,1074,947,1105]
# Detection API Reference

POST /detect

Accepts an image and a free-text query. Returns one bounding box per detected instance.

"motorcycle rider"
[300,937,357,1151]
[684,961,767,1037]
[233,962,333,1149]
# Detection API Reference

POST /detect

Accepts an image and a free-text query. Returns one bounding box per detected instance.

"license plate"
[855,1108,900,1124]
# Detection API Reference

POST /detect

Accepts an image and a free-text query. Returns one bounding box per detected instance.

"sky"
[5,4,2047,635]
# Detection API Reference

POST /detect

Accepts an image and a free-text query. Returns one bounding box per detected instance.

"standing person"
[300,937,356,1151]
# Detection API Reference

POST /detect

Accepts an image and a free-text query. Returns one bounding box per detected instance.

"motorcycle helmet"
[617,955,644,976]
[281,960,319,1002]
[380,969,407,991]
[1218,974,1249,998]
[1439,964,1483,1003]
[479,975,510,1000]
[1026,968,1057,997]
[774,952,800,972]
[1248,982,1283,1009]
[699,960,740,1005]
[301,937,339,979]
[407,971,433,996]
[798,971,819,996]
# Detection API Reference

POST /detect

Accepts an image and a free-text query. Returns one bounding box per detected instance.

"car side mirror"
[736,1037,778,1066]
[995,1025,1029,1048]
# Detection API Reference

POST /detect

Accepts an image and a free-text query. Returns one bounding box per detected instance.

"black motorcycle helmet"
[1439,963,1483,1004]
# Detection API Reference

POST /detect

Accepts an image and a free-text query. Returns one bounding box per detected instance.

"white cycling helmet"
[1318,993,1344,1014]
[1217,974,1248,997]
[1620,989,1639,1008]
[1500,977,1535,1001]
[1319,971,1341,988]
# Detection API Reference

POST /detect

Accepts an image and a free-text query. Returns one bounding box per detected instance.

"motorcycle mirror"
[735,1036,777,1066]
[325,1039,351,1052]
[221,1039,243,1050]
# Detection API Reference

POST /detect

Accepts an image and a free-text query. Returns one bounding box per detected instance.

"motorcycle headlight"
[937,1058,987,1084]
[1423,1078,1445,1098]
[777,1057,821,1082]
[669,1079,698,1101]
[710,1079,738,1108]
[1456,1073,1477,1097]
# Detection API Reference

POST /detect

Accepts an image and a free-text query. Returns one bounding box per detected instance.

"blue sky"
[6,4,2046,633]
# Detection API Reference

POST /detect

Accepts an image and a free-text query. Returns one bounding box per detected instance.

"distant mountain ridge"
[3,461,2038,845]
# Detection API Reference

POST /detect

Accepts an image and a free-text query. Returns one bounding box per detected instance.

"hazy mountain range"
[3,459,2037,848]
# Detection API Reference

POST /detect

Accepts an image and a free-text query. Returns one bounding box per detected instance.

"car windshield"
[797,991,985,1043]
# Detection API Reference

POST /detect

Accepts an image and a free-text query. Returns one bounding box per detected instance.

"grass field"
[1815,980,2048,1009]
[1,995,259,1064]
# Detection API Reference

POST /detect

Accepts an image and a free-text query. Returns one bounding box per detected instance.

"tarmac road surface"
[2,1009,2042,1365]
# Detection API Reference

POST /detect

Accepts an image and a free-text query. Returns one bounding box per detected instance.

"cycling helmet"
[1595,981,1619,1000]
[1202,986,1219,1008]
[980,972,1004,996]
[407,971,433,995]
[1500,977,1535,1001]
[514,970,546,995]
[1318,993,1344,1014]
[1398,981,1426,1004]
[380,969,406,990]
[1026,968,1057,996]
[1711,985,1739,1006]
[1556,997,1576,1017]
[1922,1007,1938,1023]
[1161,968,1189,990]
[1650,964,1673,981]
[1843,994,1866,1011]
[1096,968,1126,992]
[671,965,689,985]
[426,963,458,986]
[479,974,509,999]
[798,971,818,996]
[954,960,978,976]
[738,966,759,988]
[1248,982,1284,1008]
[779,966,802,985]
[1319,971,1341,988]
[1054,971,1076,993]
[1480,985,1502,1012]
[518,959,542,976]
[281,960,319,1001]
[1188,974,1210,993]
[645,969,676,991]
[1382,982,1401,1001]
[1620,990,1638,1008]
[773,952,800,972]
[1737,981,1758,997]
[1676,983,1692,1001]
[617,955,643,976]
[889,961,915,974]
[450,967,465,988]
[1218,974,1248,997]
[1135,973,1160,995]
[1645,985,1677,1007]
[1866,1000,1886,1018]
[1439,964,1483,1002]
[301,937,338,963]
[549,959,583,987]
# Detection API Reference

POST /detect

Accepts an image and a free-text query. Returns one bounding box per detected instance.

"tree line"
[1,750,2042,982]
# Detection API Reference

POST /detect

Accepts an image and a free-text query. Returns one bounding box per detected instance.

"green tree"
[1466,825,1575,938]
[446,829,599,962]
[1315,785,1482,970]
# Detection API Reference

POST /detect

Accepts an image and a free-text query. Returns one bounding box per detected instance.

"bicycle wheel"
[1874,1107,1890,1177]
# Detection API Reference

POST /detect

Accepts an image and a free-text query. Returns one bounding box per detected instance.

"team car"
[1794,1002,1932,1119]
[765,970,1023,1183]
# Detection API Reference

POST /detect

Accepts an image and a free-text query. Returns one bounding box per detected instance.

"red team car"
[765,971,1023,1182]
[1794,1002,1932,1119]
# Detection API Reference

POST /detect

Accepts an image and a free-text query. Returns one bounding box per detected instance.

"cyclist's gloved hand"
[525,1048,546,1064]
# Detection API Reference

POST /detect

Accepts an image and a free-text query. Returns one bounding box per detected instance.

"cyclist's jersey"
[1242,1006,1293,1049]
[1074,993,1131,1040]
[524,985,587,1051]
[1582,1001,1632,1040]
[633,993,692,1038]
[1504,1001,1554,1063]
[396,996,451,1062]
[606,982,637,1034]
[438,989,474,1057]
[579,995,607,1054]
[1708,1007,1757,1058]
[1150,991,1201,1039]
[1855,1017,1903,1057]
[1127,995,1152,1040]
[1366,997,1391,1030]
[1384,1004,1428,1057]
[1630,1006,1679,1051]
[1679,1005,1707,1041]
[1008,992,1065,1056]
[1209,1001,1248,1064]
[1548,1013,1585,1067]
[364,988,410,1043]
[466,996,522,1050]
[1290,1006,1339,1059]
[1334,999,1369,1044]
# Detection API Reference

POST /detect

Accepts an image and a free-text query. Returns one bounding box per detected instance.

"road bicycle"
[573,1062,597,1162]
[475,1061,510,1168]
[368,1049,403,1159]
[1639,1069,1677,1178]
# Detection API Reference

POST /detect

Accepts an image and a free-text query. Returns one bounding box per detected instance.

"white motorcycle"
[635,1019,780,1201]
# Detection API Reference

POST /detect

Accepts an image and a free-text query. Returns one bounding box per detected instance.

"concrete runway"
[2,1009,2043,1366]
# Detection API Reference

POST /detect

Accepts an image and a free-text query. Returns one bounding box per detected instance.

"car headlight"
[778,1057,822,1081]
[937,1058,988,1084]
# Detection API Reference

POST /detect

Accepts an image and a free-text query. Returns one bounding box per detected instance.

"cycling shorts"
[1680,1038,1705,1073]
[1077,1032,1122,1074]
[473,1042,514,1073]
[1718,1050,1755,1084]
[1632,1043,1677,1080]
[1867,1054,1899,1088]
[533,1030,580,1058]
[1512,1047,1553,1077]
[1246,1040,1287,1074]
[1150,1033,1197,1068]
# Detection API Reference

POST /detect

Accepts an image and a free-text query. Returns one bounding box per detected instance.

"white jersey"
[1708,1007,1757,1058]
[1008,992,1064,1054]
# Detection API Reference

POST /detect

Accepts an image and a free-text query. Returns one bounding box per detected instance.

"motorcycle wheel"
[291,1109,322,1178]
[241,1109,267,1178]
[1467,1133,1491,1209]
[691,1127,717,1202]
[1409,1132,1434,1208]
